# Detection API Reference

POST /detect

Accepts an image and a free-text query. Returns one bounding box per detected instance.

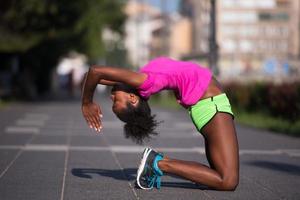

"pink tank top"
[138,57,212,107]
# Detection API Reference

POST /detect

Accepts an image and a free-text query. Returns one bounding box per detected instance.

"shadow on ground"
[161,182,208,190]
[72,168,136,181]
[72,168,208,190]
[246,160,300,176]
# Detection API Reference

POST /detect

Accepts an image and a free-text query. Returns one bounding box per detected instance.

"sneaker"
[136,147,164,190]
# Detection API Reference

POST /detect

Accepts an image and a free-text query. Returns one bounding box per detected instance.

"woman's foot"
[136,147,164,189]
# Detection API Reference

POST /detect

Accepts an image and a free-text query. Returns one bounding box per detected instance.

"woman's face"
[110,86,139,115]
[110,90,130,114]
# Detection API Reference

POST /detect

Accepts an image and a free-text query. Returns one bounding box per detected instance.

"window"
[222,0,276,8]
[222,39,237,52]
[222,12,258,23]
[240,40,253,52]
[259,12,289,21]
[239,26,259,36]
[222,26,236,36]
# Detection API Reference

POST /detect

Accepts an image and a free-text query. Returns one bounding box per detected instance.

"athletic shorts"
[189,93,234,132]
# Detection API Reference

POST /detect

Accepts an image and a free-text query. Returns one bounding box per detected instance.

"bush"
[223,81,300,122]
[268,83,300,121]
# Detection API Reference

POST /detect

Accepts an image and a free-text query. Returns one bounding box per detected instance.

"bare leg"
[158,113,239,190]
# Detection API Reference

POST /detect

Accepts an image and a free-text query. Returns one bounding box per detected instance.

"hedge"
[223,81,300,122]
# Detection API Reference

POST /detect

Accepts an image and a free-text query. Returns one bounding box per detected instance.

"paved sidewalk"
[0,94,299,200]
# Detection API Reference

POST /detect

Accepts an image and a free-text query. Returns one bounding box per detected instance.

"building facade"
[124,0,163,67]
[183,0,300,77]
[124,0,194,67]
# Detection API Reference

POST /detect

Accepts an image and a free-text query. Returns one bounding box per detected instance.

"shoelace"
[146,174,161,189]
[154,175,161,189]
[145,168,162,189]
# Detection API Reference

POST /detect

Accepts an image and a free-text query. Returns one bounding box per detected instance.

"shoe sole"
[136,147,153,190]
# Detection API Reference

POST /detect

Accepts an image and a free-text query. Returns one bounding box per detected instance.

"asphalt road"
[0,93,299,200]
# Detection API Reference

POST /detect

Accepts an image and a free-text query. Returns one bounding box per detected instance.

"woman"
[81,57,239,191]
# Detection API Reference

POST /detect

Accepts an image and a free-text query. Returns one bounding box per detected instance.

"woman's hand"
[82,102,103,132]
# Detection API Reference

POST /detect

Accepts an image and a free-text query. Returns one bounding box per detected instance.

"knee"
[219,175,239,191]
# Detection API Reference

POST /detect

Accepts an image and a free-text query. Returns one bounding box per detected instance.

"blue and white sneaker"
[136,147,164,190]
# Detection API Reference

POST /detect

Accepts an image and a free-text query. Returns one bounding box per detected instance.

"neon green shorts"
[189,93,234,132]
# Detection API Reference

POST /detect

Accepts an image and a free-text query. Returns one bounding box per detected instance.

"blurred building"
[124,0,300,79]
[151,13,194,60]
[181,0,300,78]
[149,14,170,59]
[124,0,163,67]
[180,0,210,59]
[218,0,300,77]
[124,0,193,67]
[169,15,193,59]
[55,52,88,96]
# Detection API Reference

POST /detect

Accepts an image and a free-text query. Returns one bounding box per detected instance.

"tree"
[0,0,125,98]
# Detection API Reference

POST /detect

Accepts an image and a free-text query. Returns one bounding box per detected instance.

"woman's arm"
[81,66,146,132]
[82,72,119,86]
[82,66,146,104]
[98,79,119,86]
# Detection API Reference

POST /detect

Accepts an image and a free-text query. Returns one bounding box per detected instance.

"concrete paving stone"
[0,150,20,175]
[39,129,71,135]
[206,175,280,200]
[156,125,195,134]
[4,126,40,134]
[0,113,32,134]
[104,134,141,146]
[137,187,213,200]
[104,128,203,147]
[41,125,71,130]
[70,127,92,133]
[64,151,137,200]
[15,119,46,127]
[115,152,213,199]
[70,135,108,147]
[1,96,300,200]
[115,152,282,200]
[0,151,65,200]
[147,137,205,148]
[117,153,296,199]
[102,121,198,139]
[0,121,19,134]
[163,151,299,200]
[24,113,50,120]
[155,131,198,138]
[102,128,127,136]
[43,121,86,128]
[29,135,68,145]
[239,155,300,200]
[236,124,300,150]
[70,129,96,135]
[0,134,33,145]
[157,122,195,130]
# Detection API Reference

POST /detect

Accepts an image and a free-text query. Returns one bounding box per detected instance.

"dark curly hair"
[113,85,160,144]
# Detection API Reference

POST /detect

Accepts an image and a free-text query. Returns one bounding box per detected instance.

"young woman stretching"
[81,57,239,191]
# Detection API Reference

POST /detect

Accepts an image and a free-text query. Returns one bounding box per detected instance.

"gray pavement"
[0,94,299,200]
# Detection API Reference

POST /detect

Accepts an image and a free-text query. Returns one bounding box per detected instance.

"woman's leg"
[158,113,239,190]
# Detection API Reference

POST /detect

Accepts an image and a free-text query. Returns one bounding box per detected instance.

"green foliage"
[223,81,300,122]
[0,0,126,97]
[0,0,126,59]
[236,109,300,136]
[0,100,8,108]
